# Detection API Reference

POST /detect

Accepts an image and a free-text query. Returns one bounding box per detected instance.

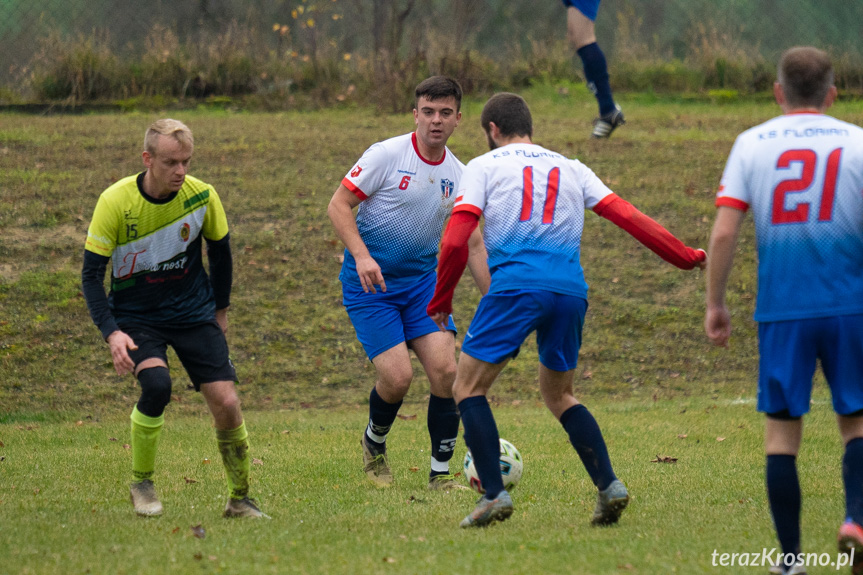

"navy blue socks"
[459,396,504,499]
[365,386,402,454]
[427,393,459,477]
[843,437,863,525]
[560,404,617,491]
[576,42,616,116]
[766,454,801,557]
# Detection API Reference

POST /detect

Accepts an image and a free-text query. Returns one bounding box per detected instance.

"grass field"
[0,397,853,575]
[2,86,863,573]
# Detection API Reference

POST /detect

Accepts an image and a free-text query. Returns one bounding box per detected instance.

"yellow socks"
[216,421,250,500]
[130,406,164,482]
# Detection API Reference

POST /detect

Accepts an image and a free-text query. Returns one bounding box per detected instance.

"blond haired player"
[82,119,266,518]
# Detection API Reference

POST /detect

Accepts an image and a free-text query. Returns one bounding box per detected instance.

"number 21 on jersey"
[772,148,842,224]
[520,166,560,225]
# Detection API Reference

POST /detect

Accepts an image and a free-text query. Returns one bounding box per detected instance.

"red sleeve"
[427,211,480,317]
[593,194,706,270]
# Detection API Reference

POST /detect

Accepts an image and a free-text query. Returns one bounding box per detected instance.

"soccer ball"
[463,438,523,493]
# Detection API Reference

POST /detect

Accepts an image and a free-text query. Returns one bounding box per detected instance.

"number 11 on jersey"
[520,167,560,225]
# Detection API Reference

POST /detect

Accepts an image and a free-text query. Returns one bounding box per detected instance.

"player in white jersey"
[328,76,490,490]
[427,92,705,527]
[706,47,863,575]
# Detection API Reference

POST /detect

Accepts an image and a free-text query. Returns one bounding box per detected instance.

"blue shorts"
[758,314,863,417]
[461,290,587,372]
[561,0,600,21]
[343,270,455,360]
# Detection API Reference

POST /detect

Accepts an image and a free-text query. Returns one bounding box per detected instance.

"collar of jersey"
[137,171,179,205]
[411,132,446,166]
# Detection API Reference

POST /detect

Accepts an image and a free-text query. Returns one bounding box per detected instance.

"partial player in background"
[82,119,266,519]
[705,46,863,575]
[561,0,624,138]
[428,92,705,528]
[328,76,490,491]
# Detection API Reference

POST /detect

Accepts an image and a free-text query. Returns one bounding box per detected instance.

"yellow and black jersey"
[84,172,229,331]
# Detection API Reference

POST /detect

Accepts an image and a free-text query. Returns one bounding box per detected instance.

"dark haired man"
[706,46,863,575]
[428,92,705,527]
[328,76,490,490]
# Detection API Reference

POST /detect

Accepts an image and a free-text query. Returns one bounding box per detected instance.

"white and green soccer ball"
[463,438,523,493]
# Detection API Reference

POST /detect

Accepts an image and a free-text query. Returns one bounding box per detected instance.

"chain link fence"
[2,1,862,102]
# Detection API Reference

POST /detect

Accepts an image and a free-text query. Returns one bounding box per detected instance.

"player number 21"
[520,166,560,224]
[772,148,842,224]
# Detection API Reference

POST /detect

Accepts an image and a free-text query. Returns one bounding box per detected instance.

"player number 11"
[772,147,842,224]
[520,166,560,224]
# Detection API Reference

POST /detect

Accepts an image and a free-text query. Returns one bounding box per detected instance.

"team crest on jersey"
[351,165,363,178]
[440,178,454,199]
[180,223,190,242]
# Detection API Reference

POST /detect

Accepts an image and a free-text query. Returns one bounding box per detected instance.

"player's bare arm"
[215,307,229,334]
[327,184,386,293]
[705,206,746,347]
[466,226,491,296]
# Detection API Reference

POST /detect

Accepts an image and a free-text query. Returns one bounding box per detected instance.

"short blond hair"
[144,118,194,155]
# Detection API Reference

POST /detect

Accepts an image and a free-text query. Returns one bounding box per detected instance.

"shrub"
[32,31,119,101]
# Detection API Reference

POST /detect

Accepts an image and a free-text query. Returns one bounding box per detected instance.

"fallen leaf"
[208,556,217,561]
[281,430,290,435]
[383,557,396,563]
[582,370,593,380]
[252,458,264,465]
[409,467,419,472]
[651,455,678,463]
[202,458,211,464]
[396,414,417,421]
[677,434,688,439]
[172,527,180,534]
[191,524,206,539]
[716,437,726,442]
[193,552,203,560]
[122,444,130,450]
[76,421,83,426]
[108,437,117,442]
[184,477,197,484]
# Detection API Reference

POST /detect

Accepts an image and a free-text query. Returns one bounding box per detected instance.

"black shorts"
[123,321,237,390]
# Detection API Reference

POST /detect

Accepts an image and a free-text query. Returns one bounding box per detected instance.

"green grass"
[2,92,863,573]
[3,91,863,418]
[0,90,831,417]
[0,396,850,575]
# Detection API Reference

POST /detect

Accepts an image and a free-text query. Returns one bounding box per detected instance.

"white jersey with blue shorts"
[717,112,863,416]
[339,132,463,359]
[453,142,613,370]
